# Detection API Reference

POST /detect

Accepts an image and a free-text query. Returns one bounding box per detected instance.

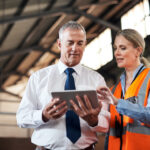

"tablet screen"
[51,90,98,109]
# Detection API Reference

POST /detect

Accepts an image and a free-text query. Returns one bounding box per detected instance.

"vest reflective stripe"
[108,68,150,150]
[124,69,150,105]
[138,71,150,106]
[110,123,150,136]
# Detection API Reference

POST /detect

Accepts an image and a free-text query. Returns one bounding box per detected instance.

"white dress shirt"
[16,60,110,150]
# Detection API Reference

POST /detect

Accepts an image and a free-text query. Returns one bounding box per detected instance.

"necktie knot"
[64,68,75,90]
[64,68,75,76]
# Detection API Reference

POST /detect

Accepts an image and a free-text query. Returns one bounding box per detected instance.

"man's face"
[58,28,86,67]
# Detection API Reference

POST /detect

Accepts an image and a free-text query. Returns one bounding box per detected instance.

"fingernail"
[55,98,59,101]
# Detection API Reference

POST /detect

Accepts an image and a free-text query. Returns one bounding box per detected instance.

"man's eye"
[67,42,73,45]
[78,42,83,46]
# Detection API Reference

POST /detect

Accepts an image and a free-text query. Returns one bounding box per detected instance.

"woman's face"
[114,35,141,69]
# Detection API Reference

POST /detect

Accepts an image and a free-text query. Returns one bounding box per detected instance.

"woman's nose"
[114,48,120,55]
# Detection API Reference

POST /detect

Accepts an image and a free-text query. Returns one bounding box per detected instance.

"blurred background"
[0,0,150,149]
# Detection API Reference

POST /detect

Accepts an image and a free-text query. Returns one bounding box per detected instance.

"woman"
[97,29,150,150]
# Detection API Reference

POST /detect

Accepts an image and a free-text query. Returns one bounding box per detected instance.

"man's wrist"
[42,111,49,122]
[88,117,98,127]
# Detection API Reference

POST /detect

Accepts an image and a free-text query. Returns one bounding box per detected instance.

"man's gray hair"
[58,21,86,40]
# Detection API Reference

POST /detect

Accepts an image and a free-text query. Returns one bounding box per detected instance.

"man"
[16,21,109,150]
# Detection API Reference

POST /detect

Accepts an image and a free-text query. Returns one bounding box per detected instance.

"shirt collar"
[120,63,145,81]
[120,63,145,96]
[58,60,81,75]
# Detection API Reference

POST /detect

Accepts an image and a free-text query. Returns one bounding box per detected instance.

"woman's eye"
[121,47,126,50]
[113,47,117,51]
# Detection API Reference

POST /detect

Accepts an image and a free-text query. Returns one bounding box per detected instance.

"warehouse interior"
[0,0,150,149]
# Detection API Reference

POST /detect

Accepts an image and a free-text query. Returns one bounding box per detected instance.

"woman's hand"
[96,86,118,105]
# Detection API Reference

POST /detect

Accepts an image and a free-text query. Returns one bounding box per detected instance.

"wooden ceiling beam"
[0,0,29,46]
[79,0,118,9]
[0,112,16,115]
[0,71,29,79]
[0,88,22,99]
[0,0,118,24]
[73,8,120,31]
[0,46,60,57]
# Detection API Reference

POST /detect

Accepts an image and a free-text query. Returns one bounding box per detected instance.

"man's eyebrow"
[67,40,84,42]
[67,40,73,42]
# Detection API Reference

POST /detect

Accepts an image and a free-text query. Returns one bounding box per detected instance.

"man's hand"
[70,95,102,127]
[42,98,68,122]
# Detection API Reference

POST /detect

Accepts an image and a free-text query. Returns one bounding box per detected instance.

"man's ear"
[83,40,87,51]
[57,39,61,50]
[85,40,87,45]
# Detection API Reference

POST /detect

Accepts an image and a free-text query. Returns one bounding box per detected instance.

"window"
[121,0,150,38]
[81,28,113,70]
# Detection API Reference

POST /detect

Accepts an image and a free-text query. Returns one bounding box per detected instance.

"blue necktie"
[64,68,81,143]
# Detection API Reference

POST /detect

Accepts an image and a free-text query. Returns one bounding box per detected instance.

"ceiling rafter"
[0,0,58,73]
[0,0,119,25]
[73,8,120,31]
[0,46,60,57]
[0,112,16,116]
[0,88,22,99]
[0,99,20,103]
[79,0,118,9]
[0,70,29,79]
[0,0,29,46]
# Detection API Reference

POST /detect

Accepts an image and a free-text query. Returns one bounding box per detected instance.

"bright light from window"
[81,29,113,70]
[121,0,150,38]
[143,0,149,15]
[145,16,150,35]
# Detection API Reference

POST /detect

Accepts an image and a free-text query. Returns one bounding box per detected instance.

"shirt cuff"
[91,109,110,133]
[33,109,46,125]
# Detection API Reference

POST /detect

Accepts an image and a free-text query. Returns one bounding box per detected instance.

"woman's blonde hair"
[116,29,150,68]
[140,56,150,68]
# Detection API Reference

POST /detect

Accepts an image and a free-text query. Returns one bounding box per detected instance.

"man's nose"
[72,43,78,51]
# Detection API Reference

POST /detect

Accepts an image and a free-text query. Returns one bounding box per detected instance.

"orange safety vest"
[107,68,150,150]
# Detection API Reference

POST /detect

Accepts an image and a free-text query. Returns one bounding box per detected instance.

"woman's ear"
[136,47,143,57]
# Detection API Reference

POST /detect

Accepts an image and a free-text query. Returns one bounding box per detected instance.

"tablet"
[51,90,99,109]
